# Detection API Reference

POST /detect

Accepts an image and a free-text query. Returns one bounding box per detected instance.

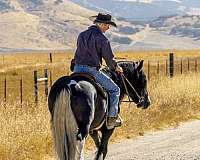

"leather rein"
[120,73,143,103]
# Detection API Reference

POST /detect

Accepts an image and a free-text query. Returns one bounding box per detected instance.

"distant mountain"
[150,15,200,40]
[70,0,182,21]
[0,0,96,52]
[1,0,200,52]
[70,0,200,21]
[0,0,145,52]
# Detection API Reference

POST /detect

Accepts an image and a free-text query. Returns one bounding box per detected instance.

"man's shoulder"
[79,26,108,41]
[92,30,108,42]
[90,26,108,39]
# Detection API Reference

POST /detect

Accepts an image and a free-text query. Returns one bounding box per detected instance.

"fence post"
[187,58,190,72]
[4,76,6,103]
[44,69,48,100]
[20,77,23,106]
[34,69,49,104]
[157,60,160,75]
[166,59,168,76]
[49,70,52,87]
[49,53,52,63]
[169,53,174,78]
[195,59,198,72]
[181,58,183,74]
[34,71,38,105]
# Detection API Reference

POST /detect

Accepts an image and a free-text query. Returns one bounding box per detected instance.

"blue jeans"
[73,64,120,117]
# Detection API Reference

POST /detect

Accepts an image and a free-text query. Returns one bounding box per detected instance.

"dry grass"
[0,50,200,159]
[114,73,200,140]
[0,101,54,160]
[0,50,200,70]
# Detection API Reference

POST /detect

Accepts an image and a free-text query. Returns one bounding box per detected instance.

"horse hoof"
[95,153,104,160]
[77,133,83,141]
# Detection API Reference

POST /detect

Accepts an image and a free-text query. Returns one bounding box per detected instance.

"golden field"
[0,50,200,159]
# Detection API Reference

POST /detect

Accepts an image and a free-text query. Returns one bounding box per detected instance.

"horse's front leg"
[95,126,114,160]
[90,130,101,149]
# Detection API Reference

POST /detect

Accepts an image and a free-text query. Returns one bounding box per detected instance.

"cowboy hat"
[89,13,117,27]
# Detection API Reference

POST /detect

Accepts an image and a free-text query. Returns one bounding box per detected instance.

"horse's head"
[118,60,151,109]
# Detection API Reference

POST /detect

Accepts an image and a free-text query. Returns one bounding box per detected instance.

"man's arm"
[101,39,123,74]
[101,39,117,70]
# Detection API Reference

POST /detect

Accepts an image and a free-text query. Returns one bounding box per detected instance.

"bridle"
[101,65,144,104]
[120,73,144,104]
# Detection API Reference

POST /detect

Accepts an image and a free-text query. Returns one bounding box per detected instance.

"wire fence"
[0,53,199,105]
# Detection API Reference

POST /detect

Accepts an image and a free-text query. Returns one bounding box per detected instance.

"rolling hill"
[0,0,96,52]
[1,0,200,52]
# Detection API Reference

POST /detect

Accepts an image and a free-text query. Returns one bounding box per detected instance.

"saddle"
[69,72,107,99]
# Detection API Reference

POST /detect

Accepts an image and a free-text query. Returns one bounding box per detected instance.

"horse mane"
[101,61,138,91]
[117,61,137,74]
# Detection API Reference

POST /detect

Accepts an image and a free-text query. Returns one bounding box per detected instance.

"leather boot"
[107,115,123,129]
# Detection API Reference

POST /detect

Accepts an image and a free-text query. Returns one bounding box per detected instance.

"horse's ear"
[137,60,144,71]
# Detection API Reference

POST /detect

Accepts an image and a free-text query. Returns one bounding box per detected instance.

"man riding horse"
[48,12,151,160]
[72,13,123,129]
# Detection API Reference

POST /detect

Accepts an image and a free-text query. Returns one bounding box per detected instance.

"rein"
[120,74,142,103]
[101,65,142,103]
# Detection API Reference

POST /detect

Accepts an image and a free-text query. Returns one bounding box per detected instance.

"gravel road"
[85,120,200,160]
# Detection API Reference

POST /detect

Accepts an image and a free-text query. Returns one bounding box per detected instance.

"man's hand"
[115,65,123,74]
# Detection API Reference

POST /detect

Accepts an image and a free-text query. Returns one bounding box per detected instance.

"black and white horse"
[48,60,151,160]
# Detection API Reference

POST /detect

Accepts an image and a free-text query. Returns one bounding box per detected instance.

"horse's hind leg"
[95,127,114,160]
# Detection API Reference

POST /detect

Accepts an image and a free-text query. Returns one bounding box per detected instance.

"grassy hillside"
[0,0,96,51]
[0,50,200,159]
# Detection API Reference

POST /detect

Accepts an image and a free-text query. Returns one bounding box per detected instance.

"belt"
[75,64,101,71]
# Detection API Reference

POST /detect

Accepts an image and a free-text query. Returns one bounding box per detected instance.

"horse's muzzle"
[137,96,151,109]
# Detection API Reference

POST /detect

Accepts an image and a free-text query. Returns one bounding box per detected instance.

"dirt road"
[85,120,200,160]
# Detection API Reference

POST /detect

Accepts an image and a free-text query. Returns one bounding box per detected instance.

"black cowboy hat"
[89,13,117,27]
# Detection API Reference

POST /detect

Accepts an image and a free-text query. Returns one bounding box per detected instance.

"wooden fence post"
[49,53,52,63]
[34,69,49,104]
[195,59,198,72]
[20,77,23,106]
[169,53,174,78]
[180,58,183,74]
[187,58,190,72]
[166,59,168,76]
[34,71,38,105]
[4,76,6,103]
[157,60,160,75]
[49,70,52,87]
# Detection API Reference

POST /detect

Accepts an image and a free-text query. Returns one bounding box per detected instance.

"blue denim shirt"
[74,25,117,70]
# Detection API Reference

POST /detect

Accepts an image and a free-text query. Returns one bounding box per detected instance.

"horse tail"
[52,88,82,160]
